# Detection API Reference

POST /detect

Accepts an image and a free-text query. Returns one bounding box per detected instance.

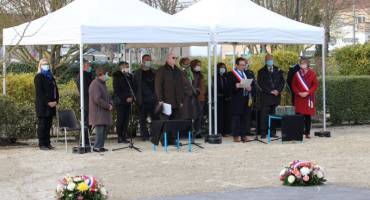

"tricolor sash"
[232,68,246,82]
[295,71,313,108]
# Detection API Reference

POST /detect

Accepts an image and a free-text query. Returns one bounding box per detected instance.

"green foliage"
[0,96,36,140]
[334,43,370,75]
[272,50,300,73]
[316,76,370,125]
[0,73,36,105]
[7,63,36,74]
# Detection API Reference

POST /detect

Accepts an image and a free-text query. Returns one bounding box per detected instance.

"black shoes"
[39,145,55,150]
[93,148,109,153]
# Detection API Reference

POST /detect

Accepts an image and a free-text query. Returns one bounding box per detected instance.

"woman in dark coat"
[191,59,206,138]
[216,62,231,137]
[34,59,59,150]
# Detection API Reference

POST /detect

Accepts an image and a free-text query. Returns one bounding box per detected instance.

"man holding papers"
[227,57,255,142]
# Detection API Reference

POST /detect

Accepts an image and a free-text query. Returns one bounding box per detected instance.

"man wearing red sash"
[291,57,319,139]
[226,57,255,142]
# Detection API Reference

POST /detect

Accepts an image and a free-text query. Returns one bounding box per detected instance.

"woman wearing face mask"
[216,63,231,137]
[89,66,113,152]
[113,62,133,144]
[191,59,206,138]
[34,59,59,150]
[291,57,318,139]
[179,57,195,121]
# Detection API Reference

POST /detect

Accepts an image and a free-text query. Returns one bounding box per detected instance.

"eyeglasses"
[172,57,178,60]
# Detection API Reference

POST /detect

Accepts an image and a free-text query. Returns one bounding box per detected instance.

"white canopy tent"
[2,0,210,149]
[175,0,327,135]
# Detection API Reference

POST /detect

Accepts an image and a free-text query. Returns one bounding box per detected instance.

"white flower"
[100,187,108,196]
[300,167,310,176]
[73,176,82,182]
[56,184,64,193]
[316,171,324,179]
[287,175,296,184]
[280,168,288,176]
[67,183,76,191]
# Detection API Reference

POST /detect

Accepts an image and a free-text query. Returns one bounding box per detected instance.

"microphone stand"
[112,72,141,152]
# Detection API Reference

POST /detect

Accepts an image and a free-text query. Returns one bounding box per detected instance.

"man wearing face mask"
[89,66,113,152]
[113,62,133,143]
[75,59,93,147]
[191,59,206,138]
[133,54,158,141]
[257,54,285,139]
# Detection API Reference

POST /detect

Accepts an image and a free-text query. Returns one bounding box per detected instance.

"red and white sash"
[295,71,313,108]
[232,68,246,82]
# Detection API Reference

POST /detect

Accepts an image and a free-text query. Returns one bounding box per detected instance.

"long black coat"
[257,65,285,106]
[113,71,133,106]
[133,68,156,106]
[34,73,59,118]
[226,70,255,115]
[76,71,93,110]
[155,63,185,109]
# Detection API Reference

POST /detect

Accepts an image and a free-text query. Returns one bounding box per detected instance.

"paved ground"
[144,185,370,200]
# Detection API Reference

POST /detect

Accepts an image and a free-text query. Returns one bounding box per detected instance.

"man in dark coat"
[113,62,133,143]
[287,59,303,105]
[133,54,158,141]
[75,59,93,146]
[227,57,255,142]
[257,54,285,139]
[155,53,185,145]
[34,59,59,150]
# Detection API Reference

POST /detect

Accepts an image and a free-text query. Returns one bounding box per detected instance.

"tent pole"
[207,42,212,136]
[321,42,327,131]
[213,43,218,135]
[79,43,85,148]
[232,44,236,67]
[128,49,132,73]
[219,45,223,62]
[2,45,6,96]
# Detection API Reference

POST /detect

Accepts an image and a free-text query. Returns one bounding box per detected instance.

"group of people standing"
[216,55,318,142]
[34,52,318,151]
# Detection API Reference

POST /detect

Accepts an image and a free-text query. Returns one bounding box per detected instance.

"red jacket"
[291,68,319,116]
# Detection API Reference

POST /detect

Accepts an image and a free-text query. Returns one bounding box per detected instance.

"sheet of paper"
[240,79,253,88]
[162,103,172,116]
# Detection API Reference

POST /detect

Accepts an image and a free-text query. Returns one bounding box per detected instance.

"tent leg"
[207,42,212,136]
[79,43,85,148]
[128,49,132,73]
[321,42,327,131]
[232,44,236,67]
[213,44,218,135]
[2,45,6,96]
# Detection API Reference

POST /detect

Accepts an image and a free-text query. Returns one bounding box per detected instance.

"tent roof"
[2,0,210,46]
[175,0,324,45]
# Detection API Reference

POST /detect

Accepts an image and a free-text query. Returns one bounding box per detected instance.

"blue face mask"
[266,60,273,67]
[103,73,109,81]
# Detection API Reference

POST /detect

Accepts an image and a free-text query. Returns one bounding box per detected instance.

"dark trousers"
[139,102,159,137]
[231,108,251,137]
[81,109,90,146]
[94,125,107,149]
[217,96,225,135]
[259,105,277,137]
[194,101,205,135]
[37,116,53,147]
[298,114,312,135]
[116,105,130,139]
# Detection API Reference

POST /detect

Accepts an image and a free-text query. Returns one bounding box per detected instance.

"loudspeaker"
[281,115,304,142]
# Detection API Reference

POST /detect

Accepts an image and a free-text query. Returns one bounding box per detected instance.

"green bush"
[7,63,36,74]
[334,43,370,75]
[0,96,36,140]
[316,76,370,125]
[0,73,36,105]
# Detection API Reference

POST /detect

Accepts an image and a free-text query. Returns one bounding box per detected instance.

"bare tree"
[141,0,179,14]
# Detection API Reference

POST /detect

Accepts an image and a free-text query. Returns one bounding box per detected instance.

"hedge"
[316,76,370,125]
[334,43,370,76]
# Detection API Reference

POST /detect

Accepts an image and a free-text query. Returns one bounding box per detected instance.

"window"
[356,16,366,23]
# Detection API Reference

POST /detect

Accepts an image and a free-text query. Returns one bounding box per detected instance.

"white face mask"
[41,64,50,71]
[219,68,226,74]
[122,68,130,73]
[194,66,201,72]
[144,61,152,68]
[301,64,308,69]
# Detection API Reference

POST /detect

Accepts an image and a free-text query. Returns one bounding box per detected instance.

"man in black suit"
[287,57,303,105]
[75,59,93,146]
[113,62,134,143]
[257,54,285,139]
[227,57,255,142]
